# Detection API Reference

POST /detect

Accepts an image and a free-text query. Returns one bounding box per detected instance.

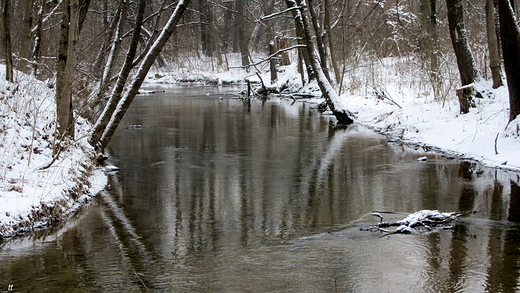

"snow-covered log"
[368,210,461,234]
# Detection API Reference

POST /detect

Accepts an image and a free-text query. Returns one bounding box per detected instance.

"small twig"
[494,132,500,155]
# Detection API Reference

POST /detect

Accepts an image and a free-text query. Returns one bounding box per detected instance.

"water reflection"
[1,85,520,292]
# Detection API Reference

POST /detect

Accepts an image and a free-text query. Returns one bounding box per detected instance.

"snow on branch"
[260,6,300,22]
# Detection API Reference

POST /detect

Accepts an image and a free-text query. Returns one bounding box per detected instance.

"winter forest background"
[1,0,520,149]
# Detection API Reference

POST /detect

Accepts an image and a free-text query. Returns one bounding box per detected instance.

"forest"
[1,0,520,152]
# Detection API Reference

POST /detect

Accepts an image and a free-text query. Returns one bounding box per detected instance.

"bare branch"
[259,6,300,22]
[229,44,306,68]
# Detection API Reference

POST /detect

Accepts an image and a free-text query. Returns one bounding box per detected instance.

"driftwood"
[363,210,461,234]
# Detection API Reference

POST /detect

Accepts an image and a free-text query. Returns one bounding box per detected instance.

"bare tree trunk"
[497,0,520,121]
[20,0,33,60]
[285,0,313,82]
[236,0,250,68]
[92,0,191,152]
[269,41,277,83]
[486,0,504,88]
[55,0,74,140]
[31,0,44,76]
[199,0,214,57]
[2,0,13,82]
[87,3,126,118]
[90,0,145,146]
[55,0,90,142]
[446,0,480,86]
[308,0,330,82]
[420,0,440,95]
[291,0,354,125]
[325,0,340,83]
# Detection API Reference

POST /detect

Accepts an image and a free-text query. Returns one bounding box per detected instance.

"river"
[1,85,520,292]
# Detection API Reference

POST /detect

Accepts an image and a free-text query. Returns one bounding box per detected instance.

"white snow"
[0,67,107,240]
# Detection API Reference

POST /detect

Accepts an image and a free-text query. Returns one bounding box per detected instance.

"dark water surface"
[2,85,520,292]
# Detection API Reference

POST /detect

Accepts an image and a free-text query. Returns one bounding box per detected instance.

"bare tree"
[90,0,145,146]
[486,0,504,89]
[55,0,90,142]
[91,0,191,152]
[289,0,354,125]
[497,0,520,121]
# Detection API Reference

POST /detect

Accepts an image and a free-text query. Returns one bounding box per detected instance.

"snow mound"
[0,67,107,242]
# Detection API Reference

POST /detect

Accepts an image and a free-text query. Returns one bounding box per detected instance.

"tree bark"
[55,0,74,140]
[20,0,33,60]
[269,41,277,83]
[285,0,313,82]
[497,0,520,121]
[31,0,44,76]
[55,0,90,142]
[2,0,13,82]
[420,0,440,93]
[324,0,340,83]
[199,0,214,57]
[92,0,191,152]
[446,0,480,86]
[236,0,250,68]
[308,0,330,81]
[487,0,504,88]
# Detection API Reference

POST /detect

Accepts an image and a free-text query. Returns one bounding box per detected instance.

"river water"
[1,85,520,292]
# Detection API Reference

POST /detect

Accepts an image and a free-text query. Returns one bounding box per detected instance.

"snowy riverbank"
[146,56,520,171]
[0,69,107,242]
[1,54,519,242]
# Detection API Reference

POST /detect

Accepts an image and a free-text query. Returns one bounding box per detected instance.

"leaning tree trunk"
[308,0,330,82]
[92,0,191,152]
[291,0,354,125]
[89,0,143,146]
[497,0,520,121]
[286,0,314,83]
[487,0,504,89]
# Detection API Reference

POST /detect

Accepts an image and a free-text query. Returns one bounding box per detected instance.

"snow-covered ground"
[147,54,520,171]
[0,68,107,241]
